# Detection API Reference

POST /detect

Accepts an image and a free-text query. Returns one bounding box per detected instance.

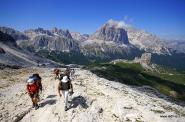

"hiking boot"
[69,91,74,96]
[64,106,68,111]
[35,105,39,110]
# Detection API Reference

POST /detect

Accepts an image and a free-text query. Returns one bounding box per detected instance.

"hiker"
[57,72,74,111]
[64,67,76,80]
[26,74,42,110]
[53,68,60,80]
[70,69,75,80]
[64,67,71,76]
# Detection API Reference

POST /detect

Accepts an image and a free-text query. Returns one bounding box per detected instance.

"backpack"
[59,75,70,90]
[32,74,41,81]
[30,74,42,90]
[27,81,39,94]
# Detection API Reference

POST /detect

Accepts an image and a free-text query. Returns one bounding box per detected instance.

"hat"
[27,78,34,84]
[61,76,69,83]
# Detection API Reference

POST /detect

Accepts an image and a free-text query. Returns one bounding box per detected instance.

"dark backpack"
[31,74,42,90]
[32,74,41,81]
[59,75,70,90]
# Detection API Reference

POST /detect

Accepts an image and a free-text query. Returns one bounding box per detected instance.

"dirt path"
[0,68,185,122]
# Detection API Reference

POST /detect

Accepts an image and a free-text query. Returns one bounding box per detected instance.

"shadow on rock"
[40,99,57,107]
[68,95,89,110]
[46,95,57,98]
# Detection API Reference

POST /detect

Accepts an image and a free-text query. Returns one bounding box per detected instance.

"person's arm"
[57,81,62,97]
[26,84,29,93]
[69,81,73,93]
[38,80,42,91]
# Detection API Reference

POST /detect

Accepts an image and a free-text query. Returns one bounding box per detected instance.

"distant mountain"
[0,27,28,40]
[70,32,89,42]
[123,25,170,55]
[165,40,185,53]
[24,27,79,52]
[1,20,185,69]
[0,30,59,67]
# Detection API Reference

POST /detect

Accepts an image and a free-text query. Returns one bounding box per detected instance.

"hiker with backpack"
[64,67,71,76]
[53,68,60,80]
[57,72,74,111]
[26,74,42,110]
[70,69,75,80]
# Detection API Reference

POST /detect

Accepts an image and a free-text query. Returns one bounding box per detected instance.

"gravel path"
[0,68,185,122]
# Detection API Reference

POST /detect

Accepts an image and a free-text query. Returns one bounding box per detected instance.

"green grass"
[150,67,185,85]
[37,49,89,65]
[86,62,185,101]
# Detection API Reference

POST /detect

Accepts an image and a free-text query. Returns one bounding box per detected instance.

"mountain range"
[0,19,185,69]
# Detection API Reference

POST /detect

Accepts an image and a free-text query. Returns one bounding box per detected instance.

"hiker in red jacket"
[53,68,60,80]
[26,75,41,110]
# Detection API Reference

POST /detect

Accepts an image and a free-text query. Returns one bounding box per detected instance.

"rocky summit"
[90,19,129,44]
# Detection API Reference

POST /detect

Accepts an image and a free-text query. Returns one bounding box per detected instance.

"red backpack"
[27,82,39,94]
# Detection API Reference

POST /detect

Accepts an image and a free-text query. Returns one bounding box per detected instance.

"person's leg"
[62,90,69,111]
[64,90,69,107]
[62,90,65,102]
[70,84,74,94]
[33,93,39,109]
[29,94,35,107]
[32,98,37,105]
[31,98,35,107]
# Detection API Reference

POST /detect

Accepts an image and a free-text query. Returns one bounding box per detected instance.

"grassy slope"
[37,50,89,65]
[86,62,185,101]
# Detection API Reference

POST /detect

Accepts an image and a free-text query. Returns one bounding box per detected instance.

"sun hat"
[61,76,69,83]
[27,78,34,84]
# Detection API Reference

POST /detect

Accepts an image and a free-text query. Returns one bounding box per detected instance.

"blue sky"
[0,0,185,40]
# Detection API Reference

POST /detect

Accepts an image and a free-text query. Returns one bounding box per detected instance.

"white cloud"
[107,19,131,28]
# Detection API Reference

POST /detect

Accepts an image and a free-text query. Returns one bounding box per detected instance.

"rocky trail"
[0,68,185,122]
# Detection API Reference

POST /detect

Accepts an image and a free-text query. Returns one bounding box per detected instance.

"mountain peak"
[90,19,129,44]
